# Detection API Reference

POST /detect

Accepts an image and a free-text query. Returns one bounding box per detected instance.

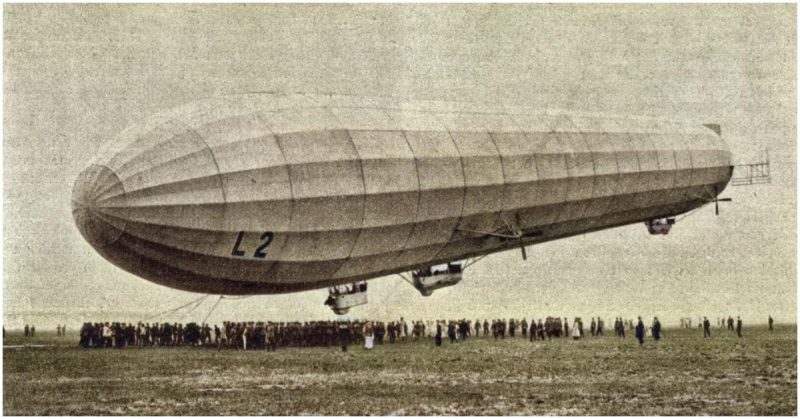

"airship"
[72,93,733,313]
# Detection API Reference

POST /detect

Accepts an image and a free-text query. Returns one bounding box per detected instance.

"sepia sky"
[3,4,796,328]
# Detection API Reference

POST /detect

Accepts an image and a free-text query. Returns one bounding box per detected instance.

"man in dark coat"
[635,317,645,346]
[459,320,469,341]
[736,316,743,338]
[537,319,545,341]
[338,321,350,352]
[434,321,442,347]
[388,322,396,343]
[375,322,385,344]
[529,319,536,342]
[652,317,662,341]
[703,317,711,338]
[768,315,774,332]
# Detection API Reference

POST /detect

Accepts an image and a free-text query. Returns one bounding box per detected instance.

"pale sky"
[4,4,796,329]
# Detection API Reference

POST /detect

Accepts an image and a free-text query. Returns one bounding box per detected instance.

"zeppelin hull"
[72,95,733,294]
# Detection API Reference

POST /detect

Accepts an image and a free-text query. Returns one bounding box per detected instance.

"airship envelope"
[72,93,733,294]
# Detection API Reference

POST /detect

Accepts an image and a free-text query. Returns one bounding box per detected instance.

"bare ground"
[3,326,796,415]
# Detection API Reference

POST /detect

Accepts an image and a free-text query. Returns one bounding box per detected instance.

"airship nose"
[71,164,127,249]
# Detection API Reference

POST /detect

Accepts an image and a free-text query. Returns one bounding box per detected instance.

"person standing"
[459,319,469,341]
[401,317,409,342]
[240,324,249,350]
[338,320,350,352]
[635,317,645,346]
[652,317,662,341]
[571,319,580,340]
[375,322,385,344]
[388,322,397,344]
[447,321,457,344]
[434,321,442,347]
[102,323,112,347]
[537,319,545,341]
[267,323,277,352]
[590,318,597,337]
[524,319,531,342]
[703,317,711,338]
[363,322,375,350]
[768,315,774,332]
[736,316,743,338]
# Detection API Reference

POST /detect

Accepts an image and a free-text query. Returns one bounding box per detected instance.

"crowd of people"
[62,315,750,351]
[9,314,765,351]
[701,315,750,338]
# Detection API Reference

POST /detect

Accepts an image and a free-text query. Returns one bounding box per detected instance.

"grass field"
[3,325,796,415]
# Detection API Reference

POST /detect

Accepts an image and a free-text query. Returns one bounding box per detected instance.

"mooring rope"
[201,295,224,325]
[139,294,210,322]
[199,295,254,325]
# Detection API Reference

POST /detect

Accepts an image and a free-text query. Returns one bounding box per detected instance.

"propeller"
[713,186,733,215]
